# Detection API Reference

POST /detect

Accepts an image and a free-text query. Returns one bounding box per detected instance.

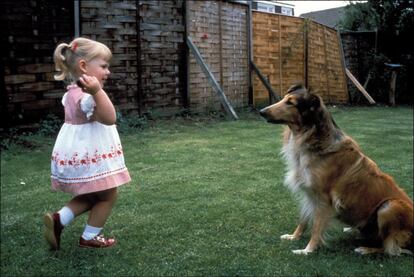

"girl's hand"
[78,74,101,95]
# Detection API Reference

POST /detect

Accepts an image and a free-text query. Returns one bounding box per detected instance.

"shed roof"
[300,6,345,29]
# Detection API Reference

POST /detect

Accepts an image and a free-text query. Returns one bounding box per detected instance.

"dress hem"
[51,169,131,196]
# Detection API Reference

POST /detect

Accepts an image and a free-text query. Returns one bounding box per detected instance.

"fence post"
[251,61,279,102]
[247,0,253,106]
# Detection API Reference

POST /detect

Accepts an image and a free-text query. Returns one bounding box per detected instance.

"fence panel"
[187,0,249,113]
[1,0,74,128]
[138,0,186,115]
[307,21,348,103]
[252,13,282,106]
[252,11,348,107]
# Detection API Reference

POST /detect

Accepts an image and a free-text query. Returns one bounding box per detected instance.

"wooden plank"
[389,71,397,106]
[4,74,36,84]
[278,14,282,95]
[345,68,376,104]
[322,26,331,102]
[337,31,349,101]
[247,0,253,106]
[187,36,238,120]
[303,19,308,87]
[219,0,223,86]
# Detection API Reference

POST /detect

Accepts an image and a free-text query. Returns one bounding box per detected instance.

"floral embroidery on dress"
[51,144,124,167]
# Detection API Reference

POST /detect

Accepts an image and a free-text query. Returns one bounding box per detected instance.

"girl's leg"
[87,187,118,227]
[66,193,97,217]
[44,193,96,250]
[79,188,118,248]
[56,194,97,226]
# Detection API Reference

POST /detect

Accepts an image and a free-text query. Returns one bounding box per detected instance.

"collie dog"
[260,84,413,255]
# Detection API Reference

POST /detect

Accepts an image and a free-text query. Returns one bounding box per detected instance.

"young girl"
[44,37,131,249]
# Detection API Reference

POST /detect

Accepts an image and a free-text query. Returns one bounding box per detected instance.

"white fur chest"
[281,135,313,193]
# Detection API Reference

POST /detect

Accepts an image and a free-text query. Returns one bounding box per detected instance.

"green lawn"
[1,106,413,277]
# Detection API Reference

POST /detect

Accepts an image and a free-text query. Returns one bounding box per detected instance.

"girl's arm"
[91,89,116,125]
[79,75,116,125]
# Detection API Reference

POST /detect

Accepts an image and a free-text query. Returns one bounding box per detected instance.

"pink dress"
[51,85,131,195]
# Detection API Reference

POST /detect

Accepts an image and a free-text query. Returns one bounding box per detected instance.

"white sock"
[58,206,74,226]
[81,224,103,240]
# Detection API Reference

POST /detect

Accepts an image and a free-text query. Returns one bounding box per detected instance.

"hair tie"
[72,42,78,52]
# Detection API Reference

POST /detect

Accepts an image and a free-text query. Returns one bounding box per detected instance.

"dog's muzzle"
[259,107,286,124]
[259,108,268,118]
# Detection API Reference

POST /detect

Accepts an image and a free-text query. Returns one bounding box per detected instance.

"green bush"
[38,114,62,137]
[117,112,149,134]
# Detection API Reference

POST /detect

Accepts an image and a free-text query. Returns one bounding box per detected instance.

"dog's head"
[259,84,324,128]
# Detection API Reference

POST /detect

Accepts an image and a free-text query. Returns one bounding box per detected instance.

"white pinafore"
[51,85,131,195]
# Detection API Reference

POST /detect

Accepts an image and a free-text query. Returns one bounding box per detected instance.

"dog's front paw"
[354,247,371,255]
[343,227,353,233]
[343,227,358,234]
[292,249,313,255]
[280,234,298,240]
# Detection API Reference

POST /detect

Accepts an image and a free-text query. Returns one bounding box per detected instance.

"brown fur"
[260,84,413,255]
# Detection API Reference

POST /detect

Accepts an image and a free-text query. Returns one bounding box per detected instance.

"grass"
[1,106,413,277]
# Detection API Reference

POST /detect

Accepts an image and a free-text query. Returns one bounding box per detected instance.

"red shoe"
[43,212,64,250]
[79,234,116,248]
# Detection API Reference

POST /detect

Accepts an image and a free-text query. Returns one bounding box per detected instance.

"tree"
[339,0,414,104]
[338,2,379,31]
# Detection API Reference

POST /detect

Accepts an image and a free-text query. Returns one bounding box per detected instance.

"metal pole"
[74,0,80,37]
[247,0,253,106]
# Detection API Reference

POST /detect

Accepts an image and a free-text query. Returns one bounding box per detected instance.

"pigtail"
[53,43,71,81]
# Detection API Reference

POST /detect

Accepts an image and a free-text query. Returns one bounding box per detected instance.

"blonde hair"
[53,37,112,82]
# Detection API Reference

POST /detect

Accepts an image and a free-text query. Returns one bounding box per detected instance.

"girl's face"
[83,58,111,87]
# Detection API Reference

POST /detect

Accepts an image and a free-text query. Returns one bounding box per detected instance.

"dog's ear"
[299,93,322,126]
[287,83,305,94]
[307,93,321,111]
[297,93,320,112]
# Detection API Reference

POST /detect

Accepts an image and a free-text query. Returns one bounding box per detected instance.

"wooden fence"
[186,0,249,113]
[252,12,348,107]
[1,0,74,127]
[1,1,350,129]
[80,0,186,115]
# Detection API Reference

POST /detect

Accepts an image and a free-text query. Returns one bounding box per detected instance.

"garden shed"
[1,0,348,128]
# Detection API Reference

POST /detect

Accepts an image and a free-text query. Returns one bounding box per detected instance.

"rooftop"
[300,6,346,29]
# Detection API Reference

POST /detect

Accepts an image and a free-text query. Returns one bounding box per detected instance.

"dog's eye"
[286,100,294,106]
